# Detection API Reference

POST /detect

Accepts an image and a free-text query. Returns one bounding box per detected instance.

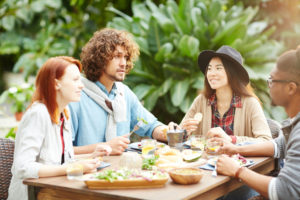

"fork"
[129,120,145,137]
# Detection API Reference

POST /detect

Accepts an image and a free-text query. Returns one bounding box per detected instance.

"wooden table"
[24,156,275,200]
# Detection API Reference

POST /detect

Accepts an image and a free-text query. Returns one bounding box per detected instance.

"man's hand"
[217,139,239,156]
[216,155,240,177]
[152,125,169,142]
[106,134,130,155]
[206,127,232,143]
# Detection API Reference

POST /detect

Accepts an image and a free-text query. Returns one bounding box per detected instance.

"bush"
[107,0,285,123]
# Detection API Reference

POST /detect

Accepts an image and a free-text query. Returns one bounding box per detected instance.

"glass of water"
[66,160,83,180]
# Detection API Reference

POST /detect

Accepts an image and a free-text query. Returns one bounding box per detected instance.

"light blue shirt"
[69,81,162,146]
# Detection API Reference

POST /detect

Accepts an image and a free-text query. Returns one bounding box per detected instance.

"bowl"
[168,168,203,185]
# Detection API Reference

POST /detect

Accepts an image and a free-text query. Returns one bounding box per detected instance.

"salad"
[92,168,168,182]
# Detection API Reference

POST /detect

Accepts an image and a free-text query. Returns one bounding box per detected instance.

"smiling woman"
[7,56,111,200]
[169,45,272,144]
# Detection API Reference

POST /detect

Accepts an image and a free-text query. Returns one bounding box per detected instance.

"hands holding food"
[106,134,130,155]
[181,113,203,135]
[217,141,238,156]
[206,127,232,143]
[91,144,112,158]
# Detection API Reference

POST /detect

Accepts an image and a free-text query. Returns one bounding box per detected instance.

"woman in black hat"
[178,45,272,144]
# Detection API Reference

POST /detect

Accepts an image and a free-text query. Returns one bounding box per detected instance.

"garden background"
[0,0,299,135]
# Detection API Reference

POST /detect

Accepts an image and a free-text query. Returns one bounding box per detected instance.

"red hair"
[31,56,82,123]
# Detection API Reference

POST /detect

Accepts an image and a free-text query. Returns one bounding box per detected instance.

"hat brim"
[198,50,249,85]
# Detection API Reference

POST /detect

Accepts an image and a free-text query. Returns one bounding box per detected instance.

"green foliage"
[0,0,131,81]
[5,127,16,139]
[0,83,34,113]
[107,0,284,123]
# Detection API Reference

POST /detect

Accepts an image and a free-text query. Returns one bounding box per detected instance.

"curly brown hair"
[80,28,140,81]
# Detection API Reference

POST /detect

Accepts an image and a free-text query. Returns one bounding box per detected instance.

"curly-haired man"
[69,28,167,155]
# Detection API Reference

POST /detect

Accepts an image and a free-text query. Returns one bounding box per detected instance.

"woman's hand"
[181,119,200,135]
[216,155,240,177]
[91,144,112,158]
[78,158,101,173]
[206,127,232,143]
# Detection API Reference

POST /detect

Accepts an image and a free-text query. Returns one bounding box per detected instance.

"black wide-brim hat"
[198,45,249,85]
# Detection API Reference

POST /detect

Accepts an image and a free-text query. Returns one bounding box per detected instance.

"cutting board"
[84,177,169,189]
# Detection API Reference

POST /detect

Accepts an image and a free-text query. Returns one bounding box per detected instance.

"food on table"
[190,136,206,150]
[155,146,181,156]
[232,154,248,166]
[141,139,157,156]
[91,168,168,182]
[169,168,203,185]
[118,152,142,169]
[142,155,159,170]
[142,145,155,155]
[83,168,169,189]
[182,149,202,162]
[194,112,203,122]
[207,154,251,167]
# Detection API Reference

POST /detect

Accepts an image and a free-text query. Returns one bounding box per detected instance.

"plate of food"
[128,141,166,151]
[207,154,254,167]
[83,168,169,189]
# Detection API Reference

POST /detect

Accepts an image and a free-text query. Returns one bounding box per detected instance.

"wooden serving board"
[84,178,169,189]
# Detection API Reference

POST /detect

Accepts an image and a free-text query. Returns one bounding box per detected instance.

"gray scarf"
[81,77,127,141]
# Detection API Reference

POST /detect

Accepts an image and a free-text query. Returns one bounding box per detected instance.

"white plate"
[128,141,166,150]
[207,156,254,167]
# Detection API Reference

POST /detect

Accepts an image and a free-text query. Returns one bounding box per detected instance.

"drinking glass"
[206,140,222,157]
[66,160,83,180]
[167,129,187,151]
[190,135,206,151]
[141,139,157,156]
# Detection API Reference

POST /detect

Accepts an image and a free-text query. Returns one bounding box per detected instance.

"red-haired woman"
[8,56,111,200]
[171,46,272,144]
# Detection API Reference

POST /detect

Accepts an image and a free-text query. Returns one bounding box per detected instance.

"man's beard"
[108,74,125,82]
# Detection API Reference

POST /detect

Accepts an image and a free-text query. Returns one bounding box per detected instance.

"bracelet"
[234,166,245,180]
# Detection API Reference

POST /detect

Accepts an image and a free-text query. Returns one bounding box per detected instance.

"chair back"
[0,138,15,200]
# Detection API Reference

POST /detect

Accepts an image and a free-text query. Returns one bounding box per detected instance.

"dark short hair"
[203,57,255,99]
[80,28,140,81]
[277,46,300,82]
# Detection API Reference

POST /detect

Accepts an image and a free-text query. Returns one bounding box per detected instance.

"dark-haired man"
[216,47,300,199]
[69,28,167,155]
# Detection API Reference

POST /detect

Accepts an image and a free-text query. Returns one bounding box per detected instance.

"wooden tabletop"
[24,156,275,200]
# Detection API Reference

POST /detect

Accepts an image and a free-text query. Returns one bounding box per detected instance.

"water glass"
[206,140,222,157]
[190,135,206,151]
[66,160,83,180]
[141,139,157,156]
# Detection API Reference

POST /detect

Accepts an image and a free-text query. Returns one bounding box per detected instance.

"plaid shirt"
[208,93,242,135]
